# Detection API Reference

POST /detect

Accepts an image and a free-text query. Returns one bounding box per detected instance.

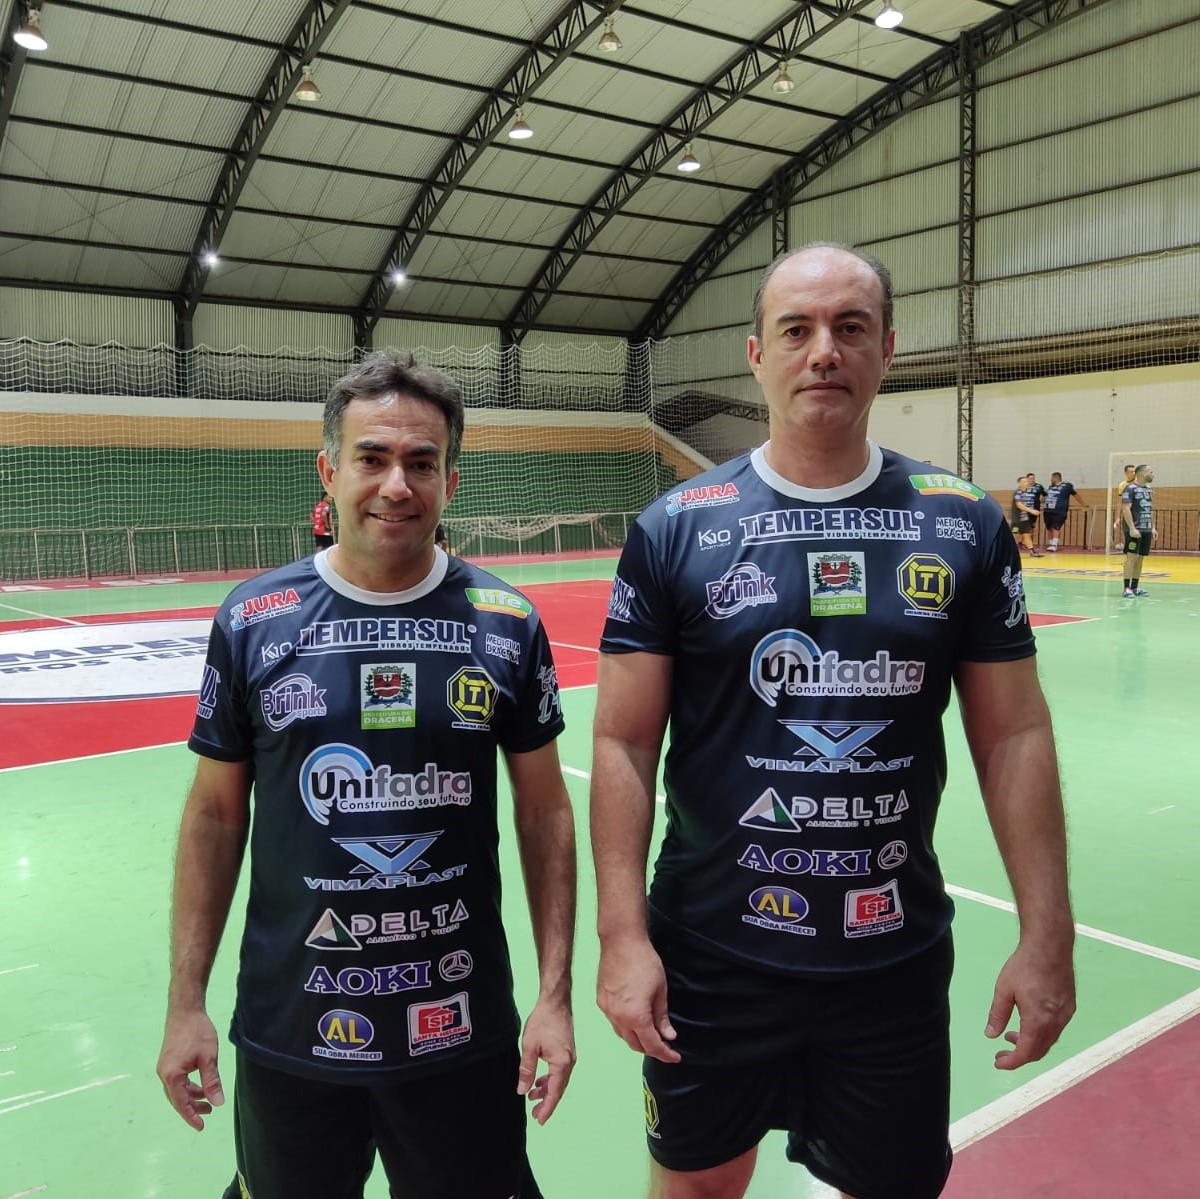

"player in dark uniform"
[1042,472,1086,552]
[590,245,1075,1199]
[1011,474,1043,556]
[157,351,576,1199]
[1121,463,1156,597]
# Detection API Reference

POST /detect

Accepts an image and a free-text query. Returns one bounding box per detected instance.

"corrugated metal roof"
[0,0,1123,337]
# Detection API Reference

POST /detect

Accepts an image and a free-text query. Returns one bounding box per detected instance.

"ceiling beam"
[635,0,1121,341]
[501,0,872,341]
[177,0,354,319]
[353,0,610,347]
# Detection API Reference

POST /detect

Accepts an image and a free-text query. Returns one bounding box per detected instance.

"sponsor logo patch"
[665,482,740,515]
[408,993,472,1055]
[908,473,986,501]
[750,630,925,703]
[844,880,904,937]
[464,588,532,618]
[262,672,327,730]
[897,554,954,619]
[705,562,778,620]
[808,552,866,616]
[739,508,921,544]
[361,664,415,729]
[300,744,471,824]
[447,666,497,730]
[314,1009,382,1061]
[742,886,815,935]
[230,588,301,630]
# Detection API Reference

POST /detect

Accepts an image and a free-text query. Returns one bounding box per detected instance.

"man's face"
[1051,474,1062,484]
[317,392,459,591]
[747,248,894,442]
[1125,467,1136,481]
[1141,468,1154,484]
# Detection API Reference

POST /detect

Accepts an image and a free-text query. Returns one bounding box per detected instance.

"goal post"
[1105,450,1200,556]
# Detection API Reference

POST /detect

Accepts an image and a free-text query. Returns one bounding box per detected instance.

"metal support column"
[955,34,977,480]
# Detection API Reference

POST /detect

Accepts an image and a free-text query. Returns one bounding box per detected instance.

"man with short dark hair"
[158,349,577,1199]
[591,244,1075,1199]
[1121,463,1156,597]
[1042,471,1086,552]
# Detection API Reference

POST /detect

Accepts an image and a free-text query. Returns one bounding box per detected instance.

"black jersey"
[601,444,1034,975]
[1121,481,1154,531]
[189,549,564,1082]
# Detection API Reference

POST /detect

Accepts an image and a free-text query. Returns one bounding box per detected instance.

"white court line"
[550,639,599,654]
[949,983,1200,1149]
[0,965,38,978]
[0,1092,44,1107]
[0,1074,129,1116]
[2,1186,49,1198]
[0,604,86,626]
[946,883,1200,971]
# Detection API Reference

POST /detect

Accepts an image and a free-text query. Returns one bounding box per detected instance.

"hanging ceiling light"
[295,65,322,103]
[676,143,701,173]
[202,250,219,268]
[875,4,904,29]
[391,267,407,285]
[772,60,795,96]
[598,14,622,53]
[13,6,48,52]
[508,107,533,140]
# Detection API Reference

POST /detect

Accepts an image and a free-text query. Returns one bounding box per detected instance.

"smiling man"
[158,350,576,1199]
[590,244,1075,1199]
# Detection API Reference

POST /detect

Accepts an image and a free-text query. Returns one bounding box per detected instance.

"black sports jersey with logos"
[1044,481,1077,516]
[601,444,1034,976]
[1121,481,1154,531]
[189,549,564,1083]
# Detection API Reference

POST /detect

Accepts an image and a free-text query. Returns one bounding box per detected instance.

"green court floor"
[2,560,1198,1197]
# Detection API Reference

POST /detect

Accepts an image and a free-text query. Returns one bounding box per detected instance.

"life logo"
[741,886,815,936]
[705,562,777,620]
[313,1009,382,1061]
[750,630,924,704]
[897,554,954,619]
[664,482,739,516]
[408,992,472,1056]
[229,588,301,630]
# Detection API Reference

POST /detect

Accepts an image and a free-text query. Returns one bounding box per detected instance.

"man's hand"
[157,1007,225,1130]
[596,934,680,1064]
[985,936,1076,1070]
[517,997,576,1125]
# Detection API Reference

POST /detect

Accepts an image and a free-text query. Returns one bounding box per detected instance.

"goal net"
[0,336,713,582]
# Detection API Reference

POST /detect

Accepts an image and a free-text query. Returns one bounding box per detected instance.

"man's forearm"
[515,794,577,1004]
[167,798,247,1011]
[590,738,659,944]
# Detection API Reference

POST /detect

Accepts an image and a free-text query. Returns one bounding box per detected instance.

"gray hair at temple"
[323,349,465,470]
[752,243,894,344]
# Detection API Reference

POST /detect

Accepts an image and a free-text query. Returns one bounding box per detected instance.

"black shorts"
[1126,531,1151,557]
[231,1046,541,1199]
[643,929,954,1199]
[1011,515,1031,534]
[1043,513,1066,531]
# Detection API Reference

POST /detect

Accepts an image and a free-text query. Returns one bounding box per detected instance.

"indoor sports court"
[3,0,1200,1196]
[3,550,1200,1197]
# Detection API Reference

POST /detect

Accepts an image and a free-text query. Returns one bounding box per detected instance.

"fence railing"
[2,507,1193,583]
[0,513,641,583]
[1034,507,1200,552]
